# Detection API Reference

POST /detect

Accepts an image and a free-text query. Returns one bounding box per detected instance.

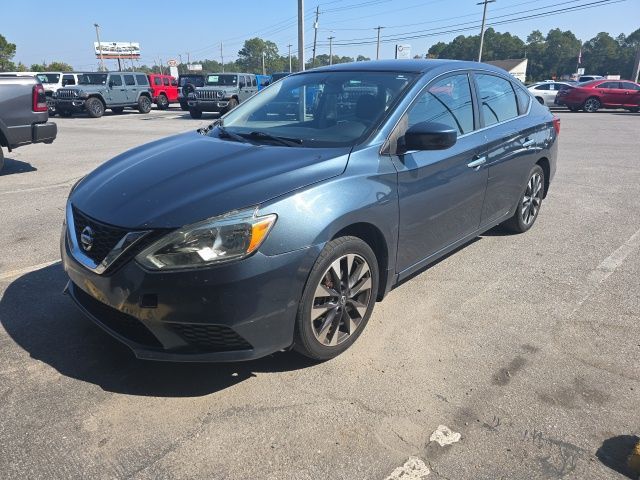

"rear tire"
[137,95,152,113]
[583,97,600,113]
[111,107,124,114]
[502,165,545,234]
[189,109,202,119]
[157,94,169,110]
[85,97,105,118]
[0,147,4,174]
[293,236,379,361]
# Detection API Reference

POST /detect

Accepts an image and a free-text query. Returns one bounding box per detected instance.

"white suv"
[36,72,83,116]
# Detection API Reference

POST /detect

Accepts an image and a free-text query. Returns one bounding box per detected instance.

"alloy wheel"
[521,172,543,225]
[584,98,600,112]
[310,253,373,347]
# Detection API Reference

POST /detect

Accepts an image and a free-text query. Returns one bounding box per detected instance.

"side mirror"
[403,121,457,151]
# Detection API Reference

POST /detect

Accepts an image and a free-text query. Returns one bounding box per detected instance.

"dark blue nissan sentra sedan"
[61,60,558,362]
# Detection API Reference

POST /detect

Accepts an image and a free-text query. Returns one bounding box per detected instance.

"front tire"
[85,97,105,118]
[583,97,601,113]
[0,147,4,173]
[189,109,202,119]
[157,94,169,110]
[224,97,239,114]
[137,95,152,113]
[293,236,379,360]
[502,165,545,234]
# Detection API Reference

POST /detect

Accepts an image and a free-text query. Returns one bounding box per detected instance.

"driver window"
[407,74,475,135]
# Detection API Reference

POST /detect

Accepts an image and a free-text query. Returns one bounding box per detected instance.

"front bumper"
[187,99,230,112]
[61,226,321,362]
[55,98,86,112]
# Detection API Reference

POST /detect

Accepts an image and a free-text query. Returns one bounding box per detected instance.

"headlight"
[136,208,277,270]
[78,91,88,98]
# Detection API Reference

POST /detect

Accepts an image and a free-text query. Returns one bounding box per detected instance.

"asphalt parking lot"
[1,108,638,479]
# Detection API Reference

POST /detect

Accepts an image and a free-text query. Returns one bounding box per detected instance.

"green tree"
[582,32,624,76]
[30,63,46,72]
[0,34,17,71]
[237,38,280,74]
[542,29,581,79]
[46,61,73,71]
[356,55,371,62]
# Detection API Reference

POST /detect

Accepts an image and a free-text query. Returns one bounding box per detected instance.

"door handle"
[467,156,486,168]
[522,138,535,148]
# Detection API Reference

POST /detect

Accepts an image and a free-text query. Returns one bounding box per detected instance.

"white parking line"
[0,178,80,196]
[0,260,61,281]
[588,226,640,284]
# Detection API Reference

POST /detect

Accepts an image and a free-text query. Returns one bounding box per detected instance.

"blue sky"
[3,0,639,69]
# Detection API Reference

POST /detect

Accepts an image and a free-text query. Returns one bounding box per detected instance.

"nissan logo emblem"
[80,226,94,252]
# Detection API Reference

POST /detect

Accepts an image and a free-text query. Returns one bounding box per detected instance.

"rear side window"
[621,82,640,91]
[110,75,123,86]
[476,74,518,127]
[408,73,475,135]
[163,77,170,86]
[124,75,135,86]
[136,74,149,86]
[513,83,531,114]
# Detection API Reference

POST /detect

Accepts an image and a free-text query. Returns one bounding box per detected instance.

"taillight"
[33,83,48,112]
[552,117,560,135]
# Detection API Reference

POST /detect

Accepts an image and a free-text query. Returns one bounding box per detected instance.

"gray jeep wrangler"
[187,73,258,118]
[55,72,153,118]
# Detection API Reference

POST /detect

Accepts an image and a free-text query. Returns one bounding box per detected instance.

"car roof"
[307,59,506,75]
[205,72,255,76]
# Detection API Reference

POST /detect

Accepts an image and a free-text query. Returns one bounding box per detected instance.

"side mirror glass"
[403,121,457,151]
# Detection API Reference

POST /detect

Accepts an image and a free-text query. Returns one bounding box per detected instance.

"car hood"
[70,131,351,229]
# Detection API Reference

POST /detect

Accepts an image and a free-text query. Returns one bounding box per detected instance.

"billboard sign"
[167,59,178,67]
[94,42,141,59]
[188,64,203,71]
[395,44,411,59]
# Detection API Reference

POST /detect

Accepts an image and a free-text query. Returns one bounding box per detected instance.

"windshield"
[206,74,238,86]
[179,76,204,87]
[78,73,108,85]
[37,73,60,84]
[217,71,415,148]
[271,73,290,81]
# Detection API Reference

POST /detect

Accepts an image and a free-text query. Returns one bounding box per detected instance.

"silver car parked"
[527,81,574,107]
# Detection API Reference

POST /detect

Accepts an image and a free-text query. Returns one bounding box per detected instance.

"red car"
[555,79,640,113]
[147,74,179,110]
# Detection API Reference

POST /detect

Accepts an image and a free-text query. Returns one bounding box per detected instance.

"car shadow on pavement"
[0,157,37,176]
[0,264,318,398]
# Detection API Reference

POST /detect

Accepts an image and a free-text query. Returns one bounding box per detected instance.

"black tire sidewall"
[509,164,545,233]
[225,98,238,113]
[138,96,151,113]
[158,94,168,109]
[189,109,202,119]
[294,236,379,360]
[86,98,104,118]
[0,147,4,173]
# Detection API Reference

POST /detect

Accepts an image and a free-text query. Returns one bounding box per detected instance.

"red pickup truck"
[148,74,178,110]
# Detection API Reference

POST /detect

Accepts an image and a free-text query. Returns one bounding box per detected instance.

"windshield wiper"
[245,131,303,147]
[217,125,259,145]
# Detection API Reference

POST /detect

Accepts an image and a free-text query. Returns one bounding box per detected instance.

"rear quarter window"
[513,83,532,114]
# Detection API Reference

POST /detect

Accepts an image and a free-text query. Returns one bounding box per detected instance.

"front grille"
[171,324,253,352]
[72,207,129,265]
[196,90,223,100]
[57,89,76,99]
[73,284,163,348]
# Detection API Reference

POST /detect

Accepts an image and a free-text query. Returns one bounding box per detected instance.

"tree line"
[2,28,639,81]
[427,27,640,81]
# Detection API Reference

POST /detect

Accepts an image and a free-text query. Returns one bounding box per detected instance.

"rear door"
[123,74,137,102]
[391,72,488,273]
[238,75,252,102]
[619,81,640,107]
[476,73,542,227]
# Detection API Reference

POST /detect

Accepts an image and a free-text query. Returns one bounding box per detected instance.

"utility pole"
[220,42,224,72]
[186,52,190,66]
[632,48,640,83]
[287,44,292,72]
[94,23,105,72]
[375,26,384,60]
[311,5,320,67]
[262,52,266,75]
[477,0,496,62]
[298,0,305,71]
[328,36,335,65]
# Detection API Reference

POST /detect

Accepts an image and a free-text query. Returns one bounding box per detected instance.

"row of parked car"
[527,77,640,113]
[30,70,291,119]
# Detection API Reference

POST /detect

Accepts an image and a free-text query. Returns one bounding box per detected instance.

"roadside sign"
[167,59,178,67]
[188,64,202,71]
[395,44,411,59]
[169,66,179,78]
[577,68,585,75]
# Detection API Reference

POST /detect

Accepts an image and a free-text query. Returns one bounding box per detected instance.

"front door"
[108,74,127,104]
[619,81,640,107]
[391,73,488,273]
